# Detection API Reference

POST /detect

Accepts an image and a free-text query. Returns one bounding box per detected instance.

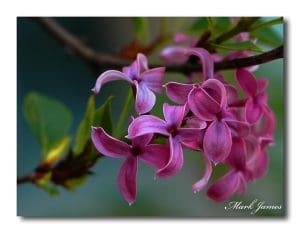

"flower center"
[131,146,142,157]
[167,124,178,135]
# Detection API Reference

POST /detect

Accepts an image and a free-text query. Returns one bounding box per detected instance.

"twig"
[33,17,283,74]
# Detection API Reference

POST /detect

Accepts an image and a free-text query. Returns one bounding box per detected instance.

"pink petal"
[188,87,221,121]
[160,46,189,64]
[174,32,197,46]
[165,82,193,104]
[256,91,268,106]
[181,129,205,151]
[140,67,165,93]
[177,128,204,142]
[186,48,214,80]
[91,127,131,158]
[207,171,240,202]
[246,149,269,180]
[225,119,250,137]
[140,144,170,169]
[156,136,184,178]
[136,53,148,74]
[236,68,258,97]
[117,157,138,205]
[185,116,207,129]
[203,120,232,164]
[192,155,212,193]
[257,78,269,92]
[202,79,228,108]
[135,82,156,115]
[131,134,153,147]
[127,115,168,138]
[236,172,247,195]
[163,103,186,129]
[226,138,246,171]
[245,98,263,124]
[252,106,276,136]
[92,70,133,94]
[225,84,239,105]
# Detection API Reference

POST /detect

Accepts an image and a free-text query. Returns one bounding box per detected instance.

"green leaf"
[132,17,149,45]
[249,17,283,32]
[23,92,73,158]
[93,96,114,134]
[35,172,59,196]
[73,95,95,156]
[249,18,283,47]
[43,136,71,166]
[211,41,264,53]
[63,175,88,191]
[190,18,209,32]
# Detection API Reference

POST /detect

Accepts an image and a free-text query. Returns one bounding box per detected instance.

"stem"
[34,17,283,75]
[113,89,133,137]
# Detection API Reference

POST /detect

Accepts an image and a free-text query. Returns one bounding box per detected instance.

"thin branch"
[17,173,34,184]
[34,17,283,75]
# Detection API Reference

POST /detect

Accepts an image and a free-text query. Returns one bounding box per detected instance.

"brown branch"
[17,173,34,185]
[33,17,283,75]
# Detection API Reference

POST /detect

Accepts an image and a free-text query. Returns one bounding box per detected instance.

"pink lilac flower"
[236,68,269,124]
[188,79,250,164]
[91,127,169,205]
[127,103,205,178]
[92,53,165,115]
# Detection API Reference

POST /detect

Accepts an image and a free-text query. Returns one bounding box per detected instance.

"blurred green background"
[17,17,284,217]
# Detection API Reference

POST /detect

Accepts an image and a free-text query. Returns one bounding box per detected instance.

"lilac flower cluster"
[91,42,275,205]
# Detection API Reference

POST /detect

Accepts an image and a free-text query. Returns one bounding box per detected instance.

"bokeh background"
[17,17,284,217]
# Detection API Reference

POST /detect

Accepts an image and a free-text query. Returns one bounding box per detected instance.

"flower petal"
[132,134,153,147]
[177,128,204,142]
[127,115,168,138]
[207,171,240,202]
[165,82,193,104]
[226,138,247,171]
[188,87,221,121]
[186,116,207,129]
[163,103,186,129]
[236,68,257,97]
[202,79,228,108]
[156,136,184,178]
[92,70,132,94]
[140,144,170,169]
[186,48,214,80]
[137,53,148,74]
[117,157,138,205]
[192,155,212,193]
[246,149,269,180]
[203,120,232,164]
[135,82,156,115]
[160,46,188,64]
[245,98,263,124]
[140,67,165,93]
[225,84,239,105]
[91,127,131,158]
[257,78,269,92]
[225,119,250,137]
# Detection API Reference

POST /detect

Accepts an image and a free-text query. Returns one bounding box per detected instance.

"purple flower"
[188,79,250,164]
[91,127,169,205]
[127,103,205,178]
[92,53,165,115]
[207,137,248,202]
[236,68,269,124]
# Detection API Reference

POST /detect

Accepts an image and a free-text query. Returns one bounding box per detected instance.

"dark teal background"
[17,17,284,217]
